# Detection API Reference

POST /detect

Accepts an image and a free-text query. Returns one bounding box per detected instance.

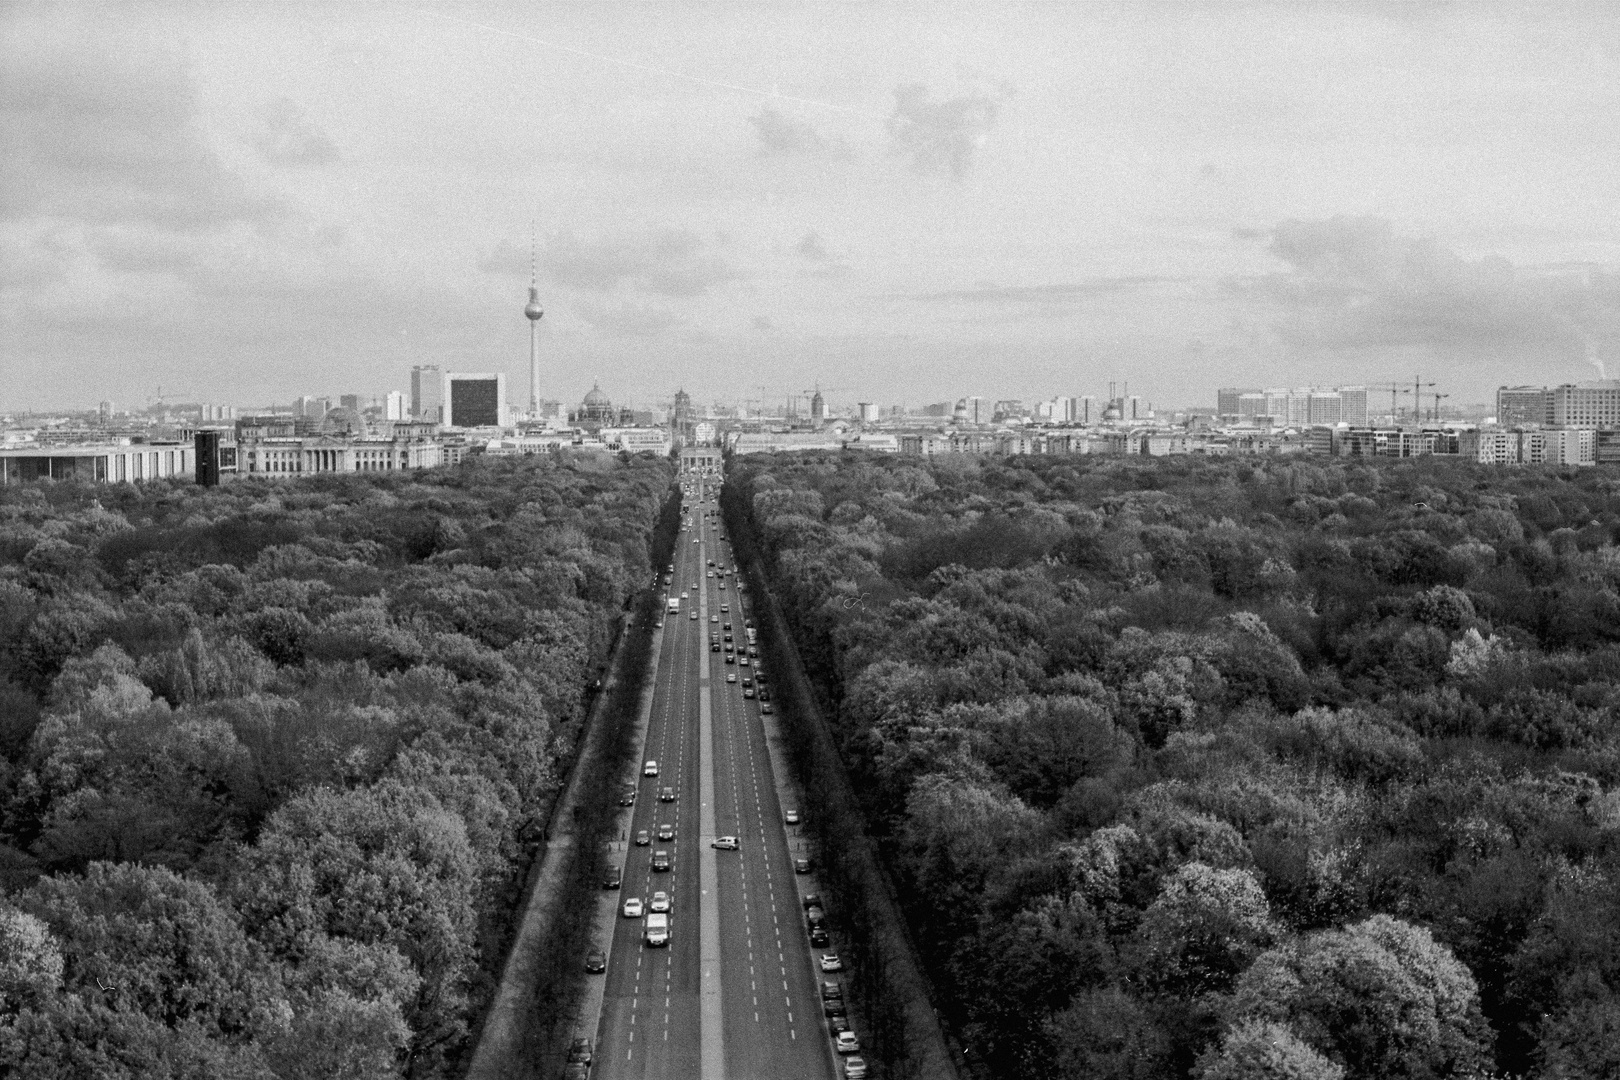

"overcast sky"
[3,1,1618,414]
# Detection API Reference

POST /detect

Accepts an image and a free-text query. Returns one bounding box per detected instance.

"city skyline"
[4,4,1618,412]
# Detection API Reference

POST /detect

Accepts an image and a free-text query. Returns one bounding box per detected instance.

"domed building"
[319,406,367,437]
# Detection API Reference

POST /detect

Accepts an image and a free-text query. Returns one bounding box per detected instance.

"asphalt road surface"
[593,476,837,1080]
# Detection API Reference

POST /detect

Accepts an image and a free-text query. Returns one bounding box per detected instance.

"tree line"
[726,450,1620,1080]
[0,452,673,1078]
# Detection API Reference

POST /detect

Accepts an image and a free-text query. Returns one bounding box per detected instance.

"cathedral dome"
[583,383,611,407]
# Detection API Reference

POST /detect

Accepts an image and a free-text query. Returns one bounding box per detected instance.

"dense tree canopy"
[0,453,673,1077]
[725,450,1620,1080]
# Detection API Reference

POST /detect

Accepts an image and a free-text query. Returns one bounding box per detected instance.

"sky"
[3,1,1619,415]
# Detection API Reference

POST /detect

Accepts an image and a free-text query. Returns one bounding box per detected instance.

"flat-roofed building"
[0,442,194,485]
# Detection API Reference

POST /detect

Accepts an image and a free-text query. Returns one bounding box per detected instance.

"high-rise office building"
[1551,381,1620,429]
[1496,386,1552,427]
[444,372,506,428]
[412,365,442,423]
[340,394,361,411]
[384,391,407,421]
[1218,388,1260,420]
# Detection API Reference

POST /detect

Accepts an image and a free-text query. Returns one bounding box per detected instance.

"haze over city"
[5,2,1618,414]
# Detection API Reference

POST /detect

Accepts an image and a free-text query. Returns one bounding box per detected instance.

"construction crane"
[1409,375,1436,423]
[1369,383,1411,424]
[1429,392,1451,422]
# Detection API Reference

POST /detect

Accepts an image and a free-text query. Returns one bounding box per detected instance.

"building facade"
[1,442,195,485]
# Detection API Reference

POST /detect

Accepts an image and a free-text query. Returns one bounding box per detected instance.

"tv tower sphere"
[525,286,543,321]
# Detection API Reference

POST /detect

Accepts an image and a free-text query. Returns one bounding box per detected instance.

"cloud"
[484,229,741,298]
[899,276,1182,303]
[748,107,848,158]
[1252,215,1620,377]
[796,231,830,262]
[251,98,340,168]
[577,302,684,338]
[886,84,1000,179]
[0,18,277,233]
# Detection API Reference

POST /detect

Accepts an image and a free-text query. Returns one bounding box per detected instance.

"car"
[758,688,770,701]
[717,581,726,590]
[755,673,768,684]
[568,1037,593,1065]
[821,953,843,972]
[657,823,674,840]
[743,688,755,699]
[691,582,699,590]
[742,678,753,688]
[740,657,751,668]
[725,654,735,664]
[827,1014,851,1035]
[748,646,758,657]
[710,615,719,623]
[660,787,675,802]
[720,604,729,612]
[692,538,699,544]
[649,890,671,913]
[602,866,622,889]
[723,622,732,631]
[761,703,773,714]
[810,926,830,946]
[689,611,698,619]
[635,829,650,846]
[706,571,713,578]
[711,642,720,652]
[785,810,800,825]
[712,836,739,850]
[584,948,607,974]
[618,789,636,806]
[796,857,815,874]
[844,1055,868,1079]
[644,760,659,776]
[724,633,733,642]
[803,893,822,909]
[726,673,736,683]
[653,620,663,628]
[707,559,714,567]
[652,849,670,871]
[623,897,644,917]
[836,1031,861,1054]
[564,1064,588,1080]
[667,563,675,572]
[823,997,847,1017]
[821,980,843,1001]
[724,642,734,652]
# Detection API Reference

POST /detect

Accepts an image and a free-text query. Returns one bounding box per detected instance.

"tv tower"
[524,224,543,418]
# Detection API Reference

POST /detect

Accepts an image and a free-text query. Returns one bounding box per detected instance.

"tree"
[1138,863,1277,995]
[1231,914,1491,1080]
[1196,1020,1344,1080]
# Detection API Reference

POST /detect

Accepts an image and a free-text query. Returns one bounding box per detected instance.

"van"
[645,913,669,947]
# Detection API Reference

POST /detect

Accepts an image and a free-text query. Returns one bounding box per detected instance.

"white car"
[644,761,659,777]
[690,611,698,619]
[711,836,739,850]
[836,1031,861,1054]
[623,897,644,918]
[844,1056,868,1079]
[820,953,843,972]
[649,890,671,913]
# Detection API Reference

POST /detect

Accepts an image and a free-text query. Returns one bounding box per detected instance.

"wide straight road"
[593,474,835,1080]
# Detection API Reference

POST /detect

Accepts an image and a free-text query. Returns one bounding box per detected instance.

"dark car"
[828,1015,851,1035]
[810,926,830,947]
[660,787,676,802]
[796,857,814,874]
[657,823,675,841]
[758,690,771,702]
[584,948,607,974]
[602,866,622,889]
[618,789,636,806]
[803,893,822,910]
[823,997,847,1017]
[725,654,736,665]
[564,1064,588,1080]
[822,980,844,1001]
[652,849,671,871]
[568,1038,593,1065]
[711,642,720,652]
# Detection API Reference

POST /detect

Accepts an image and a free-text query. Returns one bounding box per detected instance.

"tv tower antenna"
[524,222,544,419]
